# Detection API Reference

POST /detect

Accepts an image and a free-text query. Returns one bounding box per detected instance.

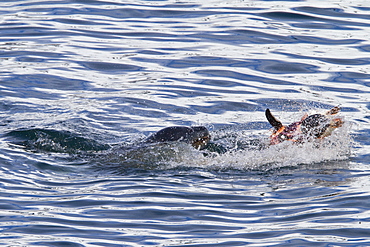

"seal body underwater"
[265,106,344,145]
[145,126,211,150]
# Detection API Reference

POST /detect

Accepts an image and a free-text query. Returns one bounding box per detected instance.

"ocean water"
[0,0,370,246]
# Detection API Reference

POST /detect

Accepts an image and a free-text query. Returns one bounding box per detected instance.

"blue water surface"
[0,0,370,246]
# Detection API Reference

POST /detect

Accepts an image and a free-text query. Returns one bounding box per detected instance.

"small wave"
[5,128,110,154]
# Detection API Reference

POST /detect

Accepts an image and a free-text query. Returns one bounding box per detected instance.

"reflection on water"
[1,0,370,246]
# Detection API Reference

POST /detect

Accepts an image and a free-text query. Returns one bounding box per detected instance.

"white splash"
[170,120,352,171]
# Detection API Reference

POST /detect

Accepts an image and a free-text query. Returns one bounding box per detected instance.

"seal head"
[145,126,210,150]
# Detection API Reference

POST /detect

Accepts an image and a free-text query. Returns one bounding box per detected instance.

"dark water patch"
[260,10,370,29]
[139,36,199,43]
[260,11,321,21]
[303,227,370,239]
[219,6,267,11]
[263,209,359,224]
[74,30,175,40]
[1,74,90,91]
[195,69,301,86]
[7,223,125,239]
[104,7,216,20]
[326,72,370,85]
[139,49,170,56]
[33,241,85,247]
[81,201,263,220]
[33,161,88,174]
[227,227,370,242]
[357,44,370,52]
[0,26,57,37]
[295,6,370,20]
[290,35,362,45]
[176,241,249,247]
[52,18,105,26]
[291,22,360,30]
[23,5,213,20]
[355,6,370,11]
[200,79,246,87]
[0,50,69,59]
[144,83,258,99]
[133,56,246,69]
[258,59,319,74]
[16,56,47,63]
[189,101,259,114]
[274,51,370,66]
[193,29,294,45]
[134,55,319,74]
[79,61,142,72]
[5,128,110,153]
[311,85,364,94]
[321,58,370,66]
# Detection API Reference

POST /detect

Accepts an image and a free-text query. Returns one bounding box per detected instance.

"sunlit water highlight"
[0,0,370,246]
